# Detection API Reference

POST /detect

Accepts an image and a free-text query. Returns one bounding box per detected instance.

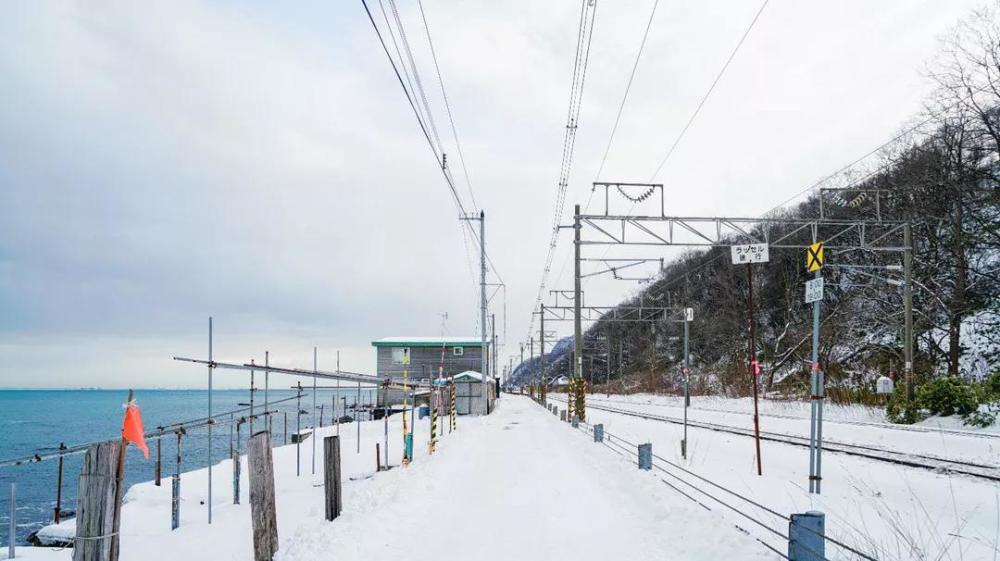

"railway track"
[584,395,1000,440]
[549,397,1000,483]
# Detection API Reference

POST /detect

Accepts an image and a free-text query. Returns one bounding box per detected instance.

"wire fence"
[545,397,879,561]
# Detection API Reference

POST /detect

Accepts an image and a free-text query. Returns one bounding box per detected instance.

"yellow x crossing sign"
[806,242,824,272]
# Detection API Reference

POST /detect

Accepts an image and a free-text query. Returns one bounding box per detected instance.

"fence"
[537,397,877,561]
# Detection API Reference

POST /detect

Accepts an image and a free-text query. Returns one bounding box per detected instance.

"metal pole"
[296,381,302,476]
[249,367,255,437]
[746,266,763,476]
[574,204,583,385]
[336,351,341,436]
[207,316,213,524]
[904,223,914,401]
[809,267,821,494]
[264,351,270,437]
[312,347,317,475]
[479,211,488,414]
[606,324,611,397]
[683,315,690,459]
[491,313,497,388]
[356,381,361,454]
[383,384,389,467]
[8,482,14,559]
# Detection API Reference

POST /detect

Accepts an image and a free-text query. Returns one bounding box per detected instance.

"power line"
[526,0,599,344]
[594,0,661,181]
[417,0,480,213]
[648,0,769,181]
[361,0,505,289]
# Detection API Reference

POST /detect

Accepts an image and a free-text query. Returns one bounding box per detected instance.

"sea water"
[0,388,378,544]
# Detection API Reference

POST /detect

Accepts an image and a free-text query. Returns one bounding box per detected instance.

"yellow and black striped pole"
[429,388,438,454]
[402,353,410,466]
[449,381,456,432]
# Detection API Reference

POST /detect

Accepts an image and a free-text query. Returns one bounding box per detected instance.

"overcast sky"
[0,0,985,388]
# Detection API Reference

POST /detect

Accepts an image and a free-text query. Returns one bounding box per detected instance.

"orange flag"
[122,398,149,460]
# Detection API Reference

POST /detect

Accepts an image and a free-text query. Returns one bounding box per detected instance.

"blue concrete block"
[788,511,825,561]
[638,443,652,470]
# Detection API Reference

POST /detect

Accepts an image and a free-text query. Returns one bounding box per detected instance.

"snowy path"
[279,395,772,561]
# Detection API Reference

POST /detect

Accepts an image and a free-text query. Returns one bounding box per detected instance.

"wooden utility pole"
[746,265,763,476]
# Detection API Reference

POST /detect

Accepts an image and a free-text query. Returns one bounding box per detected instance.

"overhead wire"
[648,0,770,181]
[417,0,480,213]
[594,0,661,181]
[526,0,600,345]
[543,0,767,343]
[362,0,506,296]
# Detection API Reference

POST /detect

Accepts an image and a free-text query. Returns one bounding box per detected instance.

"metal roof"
[371,337,488,348]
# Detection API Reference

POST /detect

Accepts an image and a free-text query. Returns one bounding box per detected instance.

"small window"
[391,347,410,364]
[452,347,464,356]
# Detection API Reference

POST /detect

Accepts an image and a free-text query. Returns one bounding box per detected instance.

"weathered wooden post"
[154,439,161,487]
[593,424,604,443]
[54,444,66,523]
[171,429,184,531]
[73,441,121,561]
[232,450,241,505]
[8,482,14,559]
[788,511,825,561]
[248,431,278,561]
[323,436,342,521]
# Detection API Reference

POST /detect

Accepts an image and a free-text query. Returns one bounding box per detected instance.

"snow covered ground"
[6,395,772,561]
[548,392,1000,561]
[578,393,1000,465]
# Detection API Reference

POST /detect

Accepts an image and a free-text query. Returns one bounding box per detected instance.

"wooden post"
[154,439,161,487]
[324,436,343,521]
[232,450,241,505]
[248,431,278,561]
[54,444,66,524]
[375,443,381,472]
[73,441,120,561]
[171,430,183,530]
[283,412,288,446]
[109,390,131,561]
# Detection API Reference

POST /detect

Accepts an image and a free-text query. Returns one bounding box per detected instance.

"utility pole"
[606,324,611,397]
[573,204,583,384]
[904,223,914,401]
[540,304,546,395]
[682,309,691,459]
[747,264,763,476]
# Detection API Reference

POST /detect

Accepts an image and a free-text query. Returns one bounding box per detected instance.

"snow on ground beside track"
[548,394,1000,561]
[8,396,772,561]
[279,395,771,561]
[582,393,1000,465]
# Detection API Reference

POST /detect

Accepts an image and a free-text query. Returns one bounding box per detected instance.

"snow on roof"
[452,370,483,381]
[372,337,487,347]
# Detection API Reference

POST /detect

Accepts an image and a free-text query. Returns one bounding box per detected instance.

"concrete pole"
[904,223,914,401]
[480,211,488,413]
[574,204,582,384]
[540,304,546,396]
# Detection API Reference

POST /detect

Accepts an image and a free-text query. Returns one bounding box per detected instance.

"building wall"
[375,345,488,382]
